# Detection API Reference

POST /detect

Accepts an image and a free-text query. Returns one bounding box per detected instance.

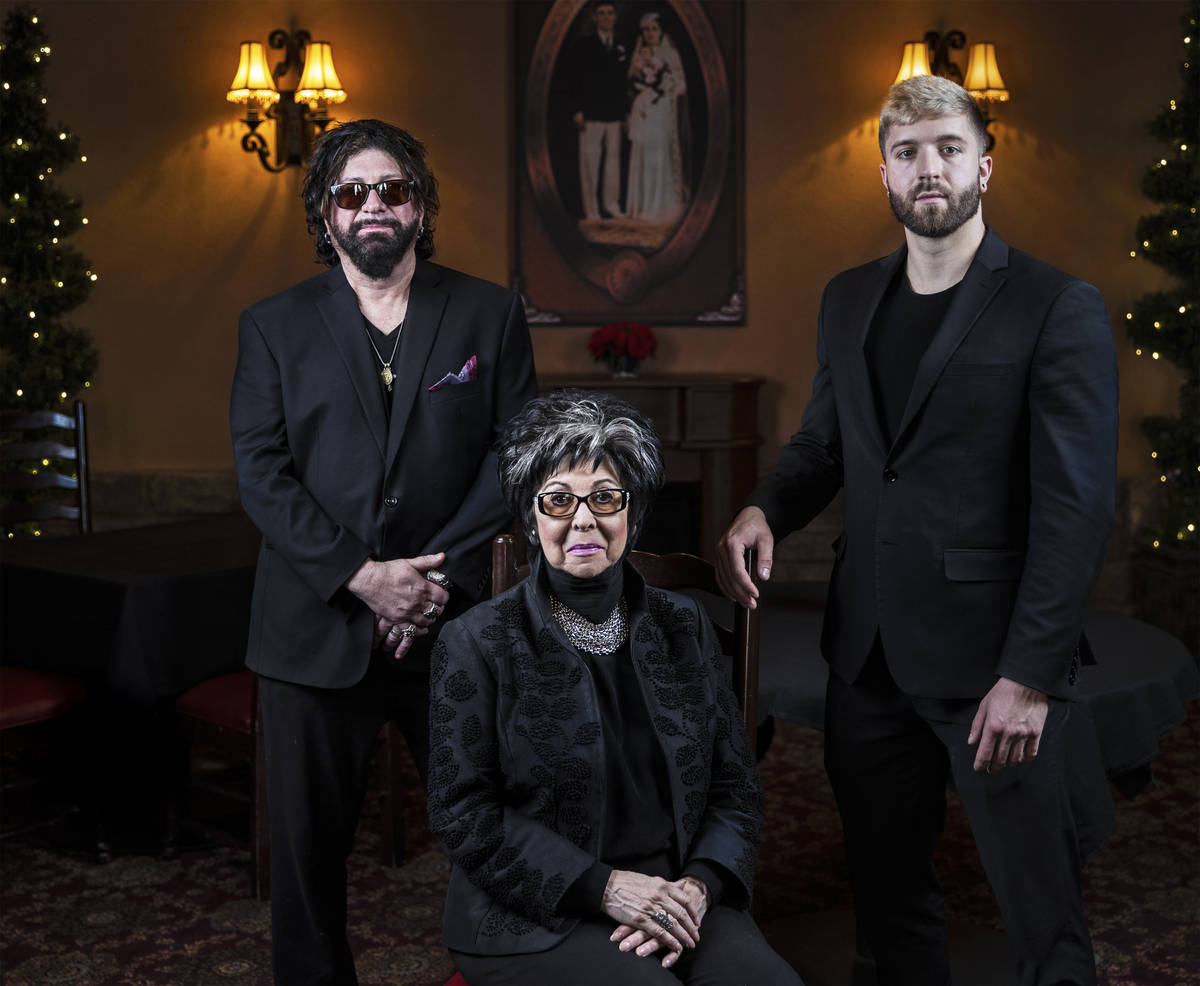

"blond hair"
[879,75,987,157]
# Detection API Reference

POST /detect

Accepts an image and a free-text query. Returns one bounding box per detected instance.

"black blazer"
[570,33,630,122]
[230,260,537,688]
[426,566,764,955]
[749,229,1118,699]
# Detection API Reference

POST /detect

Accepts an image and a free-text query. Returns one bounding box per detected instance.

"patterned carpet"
[1,705,1196,985]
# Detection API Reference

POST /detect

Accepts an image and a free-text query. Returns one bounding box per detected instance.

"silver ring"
[423,604,440,619]
[652,910,674,932]
[400,625,418,639]
[386,624,403,638]
[425,569,451,589]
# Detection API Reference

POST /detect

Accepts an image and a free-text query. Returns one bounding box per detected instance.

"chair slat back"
[0,440,78,463]
[0,401,91,534]
[0,410,75,430]
[490,534,759,741]
[1,472,80,492]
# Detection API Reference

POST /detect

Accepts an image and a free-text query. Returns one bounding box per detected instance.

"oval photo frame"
[524,0,731,305]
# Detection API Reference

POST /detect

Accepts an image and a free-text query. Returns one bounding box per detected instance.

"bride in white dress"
[625,11,689,225]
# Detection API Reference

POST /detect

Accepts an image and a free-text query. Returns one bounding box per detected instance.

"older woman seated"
[427,391,802,985]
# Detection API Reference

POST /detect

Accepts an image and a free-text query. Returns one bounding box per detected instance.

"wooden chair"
[172,670,408,899]
[0,403,93,839]
[0,401,91,535]
[490,534,761,742]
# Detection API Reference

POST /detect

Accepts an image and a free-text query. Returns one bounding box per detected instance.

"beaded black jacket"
[427,563,764,955]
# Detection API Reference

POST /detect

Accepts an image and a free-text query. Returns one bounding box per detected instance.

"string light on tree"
[0,3,100,439]
[1123,2,1199,558]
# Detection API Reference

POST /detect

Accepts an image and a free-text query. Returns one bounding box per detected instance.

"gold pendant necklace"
[365,321,403,392]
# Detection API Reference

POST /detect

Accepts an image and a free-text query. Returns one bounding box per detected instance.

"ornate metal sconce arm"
[925,29,967,84]
[240,117,288,173]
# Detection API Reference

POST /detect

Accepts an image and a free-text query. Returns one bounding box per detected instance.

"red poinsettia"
[588,321,657,363]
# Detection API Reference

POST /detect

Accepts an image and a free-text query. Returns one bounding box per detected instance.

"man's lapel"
[850,246,905,459]
[315,265,388,460]
[890,229,1009,450]
[385,261,448,468]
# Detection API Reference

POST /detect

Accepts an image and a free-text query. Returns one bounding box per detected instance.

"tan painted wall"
[9,0,1185,494]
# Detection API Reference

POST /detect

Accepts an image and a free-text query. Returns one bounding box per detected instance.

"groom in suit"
[230,119,536,984]
[570,1,628,220]
[717,76,1116,984]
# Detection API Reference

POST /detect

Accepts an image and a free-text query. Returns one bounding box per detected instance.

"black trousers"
[258,655,431,986]
[824,645,1109,985]
[450,905,803,986]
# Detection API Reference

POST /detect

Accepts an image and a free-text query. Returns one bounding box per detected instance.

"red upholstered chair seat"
[173,668,407,899]
[0,667,87,729]
[176,670,254,733]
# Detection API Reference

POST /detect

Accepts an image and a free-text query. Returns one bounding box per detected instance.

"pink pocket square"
[428,355,478,391]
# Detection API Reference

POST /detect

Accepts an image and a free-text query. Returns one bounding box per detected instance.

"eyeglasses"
[534,488,630,518]
[329,179,414,210]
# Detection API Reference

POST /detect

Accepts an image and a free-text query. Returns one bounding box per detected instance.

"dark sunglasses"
[534,488,630,518]
[329,179,414,210]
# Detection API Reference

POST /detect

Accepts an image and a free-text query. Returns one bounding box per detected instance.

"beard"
[888,179,981,238]
[330,215,419,280]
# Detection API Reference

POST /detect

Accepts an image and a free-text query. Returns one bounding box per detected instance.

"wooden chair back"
[0,401,91,533]
[491,534,760,741]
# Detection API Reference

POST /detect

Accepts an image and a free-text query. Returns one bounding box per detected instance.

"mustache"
[350,217,404,235]
[911,180,951,197]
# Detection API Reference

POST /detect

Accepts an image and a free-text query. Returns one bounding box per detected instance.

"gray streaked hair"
[879,75,988,157]
[498,389,665,546]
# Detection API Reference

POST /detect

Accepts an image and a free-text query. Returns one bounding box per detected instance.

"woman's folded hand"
[602,871,708,968]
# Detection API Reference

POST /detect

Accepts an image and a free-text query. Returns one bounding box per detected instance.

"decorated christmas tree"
[0,3,99,409]
[1126,1,1199,554]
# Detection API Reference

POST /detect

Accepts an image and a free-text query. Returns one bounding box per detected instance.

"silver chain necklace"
[365,320,403,391]
[550,596,628,654]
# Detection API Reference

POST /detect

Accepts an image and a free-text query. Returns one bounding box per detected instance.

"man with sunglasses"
[230,118,536,985]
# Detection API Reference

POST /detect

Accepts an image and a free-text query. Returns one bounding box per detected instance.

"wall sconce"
[227,29,347,172]
[893,30,1009,151]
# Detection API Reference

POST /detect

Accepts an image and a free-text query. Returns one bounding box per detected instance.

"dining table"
[1,511,260,702]
[1,511,262,853]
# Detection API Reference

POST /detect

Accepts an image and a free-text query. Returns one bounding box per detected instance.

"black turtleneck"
[543,554,624,622]
[539,553,728,914]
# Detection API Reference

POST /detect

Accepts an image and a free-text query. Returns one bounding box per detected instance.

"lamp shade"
[227,41,280,106]
[296,41,347,106]
[964,42,1009,102]
[893,41,933,84]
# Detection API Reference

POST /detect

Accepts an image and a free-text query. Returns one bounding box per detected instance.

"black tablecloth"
[1,513,260,703]
[692,584,1199,782]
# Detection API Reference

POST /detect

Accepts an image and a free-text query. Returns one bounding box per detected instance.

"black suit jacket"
[570,33,629,121]
[749,229,1118,699]
[230,260,537,688]
[427,566,763,954]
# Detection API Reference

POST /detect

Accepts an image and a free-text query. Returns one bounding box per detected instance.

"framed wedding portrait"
[512,0,745,325]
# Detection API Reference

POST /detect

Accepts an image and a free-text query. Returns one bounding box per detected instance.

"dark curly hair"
[497,389,665,548]
[301,119,439,266]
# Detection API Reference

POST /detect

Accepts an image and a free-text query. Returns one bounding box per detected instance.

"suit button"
[883,469,898,483]
[384,496,398,508]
